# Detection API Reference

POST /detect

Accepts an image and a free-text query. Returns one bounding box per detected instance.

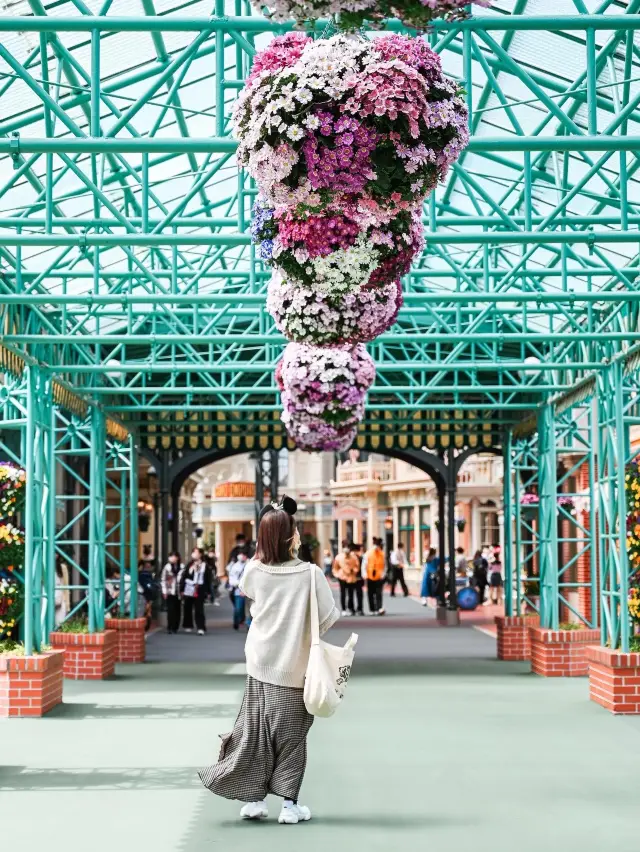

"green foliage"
[55,617,90,634]
[0,638,23,655]
[559,622,585,631]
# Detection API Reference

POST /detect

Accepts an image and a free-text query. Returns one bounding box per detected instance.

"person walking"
[229,550,250,630]
[199,496,339,825]
[352,543,365,616]
[489,556,504,606]
[420,547,440,606]
[472,549,489,605]
[389,541,410,597]
[193,547,213,634]
[332,541,360,616]
[161,551,183,634]
[322,549,333,577]
[180,560,196,633]
[365,537,386,615]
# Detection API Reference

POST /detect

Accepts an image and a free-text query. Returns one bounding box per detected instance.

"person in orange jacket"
[332,540,361,617]
[364,537,386,616]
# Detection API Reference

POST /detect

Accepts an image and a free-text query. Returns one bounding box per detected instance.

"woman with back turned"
[199,496,339,825]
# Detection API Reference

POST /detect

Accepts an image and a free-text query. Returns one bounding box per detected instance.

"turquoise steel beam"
[597,361,632,651]
[503,430,514,617]
[129,436,139,618]
[22,365,54,655]
[0,15,639,31]
[2,229,637,246]
[4,292,640,305]
[1,136,639,153]
[89,406,107,632]
[7,332,640,343]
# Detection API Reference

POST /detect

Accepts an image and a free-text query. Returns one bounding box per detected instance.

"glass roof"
[0,0,638,431]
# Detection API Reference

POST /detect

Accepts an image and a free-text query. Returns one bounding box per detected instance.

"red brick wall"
[495,615,540,661]
[0,650,64,717]
[50,630,117,680]
[105,617,146,663]
[588,647,640,714]
[530,627,600,677]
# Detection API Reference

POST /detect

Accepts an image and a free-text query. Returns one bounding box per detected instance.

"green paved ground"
[2,604,640,852]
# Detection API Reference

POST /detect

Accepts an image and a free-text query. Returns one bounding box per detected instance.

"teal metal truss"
[504,400,597,630]
[0,360,138,651]
[596,358,640,652]
[0,5,640,647]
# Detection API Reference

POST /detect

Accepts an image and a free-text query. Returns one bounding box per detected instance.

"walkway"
[2,596,639,852]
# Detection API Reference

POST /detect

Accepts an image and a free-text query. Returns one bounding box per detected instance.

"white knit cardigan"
[239,558,340,688]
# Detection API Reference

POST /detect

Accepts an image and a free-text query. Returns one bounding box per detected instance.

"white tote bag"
[304,567,358,718]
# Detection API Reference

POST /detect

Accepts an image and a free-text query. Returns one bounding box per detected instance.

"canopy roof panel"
[0,0,638,443]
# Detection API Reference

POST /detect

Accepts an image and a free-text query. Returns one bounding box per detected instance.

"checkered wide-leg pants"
[199,676,314,802]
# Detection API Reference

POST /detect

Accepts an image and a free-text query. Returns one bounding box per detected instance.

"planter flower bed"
[50,628,117,680]
[0,648,64,718]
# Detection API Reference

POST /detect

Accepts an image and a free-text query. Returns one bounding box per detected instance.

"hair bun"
[281,495,297,516]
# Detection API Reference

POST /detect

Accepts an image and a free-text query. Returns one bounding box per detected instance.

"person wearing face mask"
[181,547,212,635]
[199,496,339,826]
[228,549,250,630]
[332,540,361,617]
[161,550,184,634]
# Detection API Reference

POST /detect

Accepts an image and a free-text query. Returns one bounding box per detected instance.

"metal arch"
[453,445,502,478]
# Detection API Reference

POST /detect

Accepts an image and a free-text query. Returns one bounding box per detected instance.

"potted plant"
[0,636,64,718]
[455,517,466,532]
[50,616,117,680]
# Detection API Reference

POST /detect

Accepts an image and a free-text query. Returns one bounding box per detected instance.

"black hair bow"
[257,494,297,523]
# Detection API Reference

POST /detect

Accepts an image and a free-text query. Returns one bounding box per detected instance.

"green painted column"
[502,431,514,617]
[537,404,559,630]
[597,361,632,650]
[23,365,54,654]
[129,436,139,618]
[89,406,106,632]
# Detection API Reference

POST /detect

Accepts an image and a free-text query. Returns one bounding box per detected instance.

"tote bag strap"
[309,565,320,647]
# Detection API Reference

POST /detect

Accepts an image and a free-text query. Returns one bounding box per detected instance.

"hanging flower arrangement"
[0,462,26,520]
[0,523,25,572]
[236,32,469,450]
[626,460,640,573]
[235,34,469,208]
[0,576,22,637]
[277,343,375,451]
[251,0,489,40]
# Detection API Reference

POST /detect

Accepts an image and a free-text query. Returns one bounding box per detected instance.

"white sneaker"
[278,803,311,825]
[184,628,192,633]
[197,629,205,635]
[213,600,220,607]
[341,610,348,617]
[240,801,268,820]
[421,597,428,606]
[378,608,386,616]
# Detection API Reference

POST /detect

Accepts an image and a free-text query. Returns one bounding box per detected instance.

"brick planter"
[50,629,117,680]
[0,650,64,717]
[587,646,640,715]
[530,627,601,677]
[105,617,146,663]
[495,615,539,660]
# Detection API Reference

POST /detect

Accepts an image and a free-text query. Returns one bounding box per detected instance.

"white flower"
[295,88,312,104]
[304,115,320,130]
[287,125,304,141]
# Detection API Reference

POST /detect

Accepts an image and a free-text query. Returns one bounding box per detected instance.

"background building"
[330,451,503,570]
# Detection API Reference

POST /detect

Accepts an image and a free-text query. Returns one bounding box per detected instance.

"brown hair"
[256,509,296,565]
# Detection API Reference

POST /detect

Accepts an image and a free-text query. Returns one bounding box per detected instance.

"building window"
[480,500,499,547]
